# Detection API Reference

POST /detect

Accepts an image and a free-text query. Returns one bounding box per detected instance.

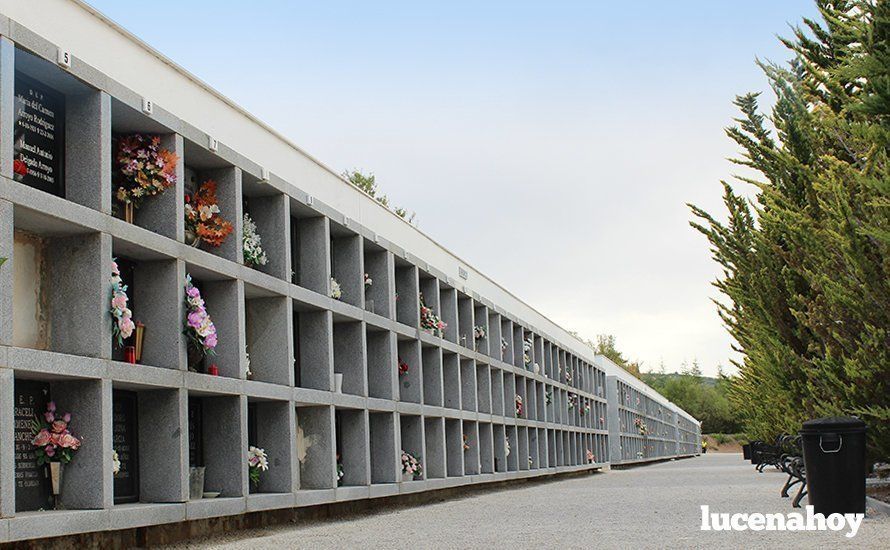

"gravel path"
[175,453,890,549]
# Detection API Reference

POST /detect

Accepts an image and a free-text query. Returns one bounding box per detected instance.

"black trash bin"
[799,416,867,515]
[742,443,751,460]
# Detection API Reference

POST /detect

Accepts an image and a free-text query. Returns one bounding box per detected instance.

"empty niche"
[421,344,443,406]
[290,206,329,294]
[445,418,463,477]
[490,369,504,417]
[297,405,334,490]
[442,352,461,410]
[12,228,109,359]
[366,327,395,400]
[423,417,445,479]
[460,358,476,412]
[394,262,419,327]
[476,363,491,414]
[369,412,397,484]
[293,306,332,391]
[245,287,291,385]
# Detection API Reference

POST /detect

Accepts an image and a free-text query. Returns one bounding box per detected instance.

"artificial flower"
[114,134,178,208]
[184,180,233,247]
[330,277,342,299]
[242,213,268,268]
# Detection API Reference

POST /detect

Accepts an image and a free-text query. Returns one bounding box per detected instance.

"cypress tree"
[690,0,889,458]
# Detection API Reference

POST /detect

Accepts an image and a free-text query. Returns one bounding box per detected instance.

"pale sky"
[88,0,818,376]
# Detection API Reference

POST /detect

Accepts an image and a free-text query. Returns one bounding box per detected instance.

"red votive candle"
[207,364,219,376]
[124,346,136,364]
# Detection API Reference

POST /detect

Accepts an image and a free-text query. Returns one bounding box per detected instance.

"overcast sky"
[88,0,817,376]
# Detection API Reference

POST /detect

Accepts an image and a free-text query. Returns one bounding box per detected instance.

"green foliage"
[0,257,6,268]
[689,0,890,459]
[572,332,642,378]
[643,371,744,434]
[342,169,416,224]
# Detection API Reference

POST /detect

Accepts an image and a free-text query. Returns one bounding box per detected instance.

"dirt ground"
[702,435,742,454]
[867,484,890,504]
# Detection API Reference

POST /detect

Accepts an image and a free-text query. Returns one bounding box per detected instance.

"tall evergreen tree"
[690,0,889,458]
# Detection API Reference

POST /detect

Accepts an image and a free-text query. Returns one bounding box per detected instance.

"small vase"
[334,373,344,393]
[185,229,200,247]
[401,472,414,482]
[124,202,135,224]
[49,462,62,508]
[189,466,205,500]
[187,344,204,372]
[365,299,375,313]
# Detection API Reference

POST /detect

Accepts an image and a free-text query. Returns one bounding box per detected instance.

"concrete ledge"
[368,483,399,499]
[294,387,334,406]
[7,509,108,542]
[334,486,369,502]
[611,454,697,469]
[108,502,186,530]
[294,490,335,507]
[246,493,293,513]
[107,361,183,388]
[186,497,246,521]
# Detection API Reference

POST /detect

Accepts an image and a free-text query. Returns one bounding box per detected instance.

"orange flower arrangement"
[184,180,233,247]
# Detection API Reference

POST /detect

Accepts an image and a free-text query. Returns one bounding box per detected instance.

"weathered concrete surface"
[173,453,890,549]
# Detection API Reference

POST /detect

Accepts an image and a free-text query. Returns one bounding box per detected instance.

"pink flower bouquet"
[401,450,423,480]
[31,401,81,465]
[419,293,446,336]
[184,274,218,355]
[110,260,135,348]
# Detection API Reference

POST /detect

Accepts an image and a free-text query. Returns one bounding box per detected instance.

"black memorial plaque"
[14,380,51,512]
[188,399,203,467]
[13,72,65,196]
[112,390,139,504]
